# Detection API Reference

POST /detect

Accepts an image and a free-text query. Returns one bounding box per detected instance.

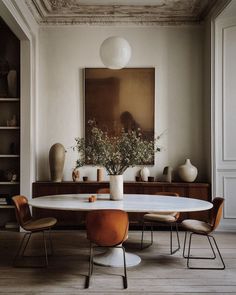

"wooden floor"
[0,230,235,294]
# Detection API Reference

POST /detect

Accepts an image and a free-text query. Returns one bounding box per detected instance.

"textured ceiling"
[25,0,221,25]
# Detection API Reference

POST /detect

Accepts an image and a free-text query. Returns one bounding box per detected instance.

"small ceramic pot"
[72,168,80,182]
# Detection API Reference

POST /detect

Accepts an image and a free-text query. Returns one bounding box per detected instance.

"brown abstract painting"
[84,68,155,142]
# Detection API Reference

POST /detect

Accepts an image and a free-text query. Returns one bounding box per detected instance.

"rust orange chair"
[97,188,110,194]
[86,209,129,289]
[141,192,180,254]
[12,195,57,267]
[182,197,225,269]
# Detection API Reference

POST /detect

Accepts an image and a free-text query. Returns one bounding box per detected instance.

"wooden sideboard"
[32,181,211,229]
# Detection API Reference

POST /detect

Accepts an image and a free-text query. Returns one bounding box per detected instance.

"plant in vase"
[74,120,162,200]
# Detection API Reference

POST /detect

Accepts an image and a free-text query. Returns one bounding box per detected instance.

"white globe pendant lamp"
[100,36,132,70]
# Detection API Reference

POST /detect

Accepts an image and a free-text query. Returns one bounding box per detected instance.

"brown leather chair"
[12,195,57,267]
[97,188,110,194]
[86,209,129,289]
[141,192,180,254]
[182,197,225,269]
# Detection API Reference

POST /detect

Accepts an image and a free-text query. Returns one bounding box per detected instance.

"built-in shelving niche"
[0,17,20,230]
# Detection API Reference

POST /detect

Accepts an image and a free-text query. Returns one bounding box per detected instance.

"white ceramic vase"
[109,175,123,200]
[140,167,150,182]
[178,159,198,182]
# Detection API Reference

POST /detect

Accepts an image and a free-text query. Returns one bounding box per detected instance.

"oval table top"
[29,194,213,213]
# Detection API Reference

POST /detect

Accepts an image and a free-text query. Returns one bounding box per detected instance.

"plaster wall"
[37,25,205,182]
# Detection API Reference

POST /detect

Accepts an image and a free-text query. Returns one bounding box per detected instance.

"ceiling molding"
[25,0,224,26]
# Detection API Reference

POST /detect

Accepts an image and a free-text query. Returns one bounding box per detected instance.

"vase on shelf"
[109,175,123,201]
[72,167,80,182]
[7,70,17,97]
[178,159,198,182]
[49,143,65,182]
[97,168,104,182]
[140,167,150,182]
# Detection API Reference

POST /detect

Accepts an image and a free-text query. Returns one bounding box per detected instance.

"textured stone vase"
[140,167,150,182]
[49,143,65,182]
[72,167,80,182]
[97,168,104,182]
[109,175,123,200]
[178,159,198,182]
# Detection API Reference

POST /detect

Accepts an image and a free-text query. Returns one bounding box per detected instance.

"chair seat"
[181,219,212,234]
[24,217,57,231]
[144,213,177,223]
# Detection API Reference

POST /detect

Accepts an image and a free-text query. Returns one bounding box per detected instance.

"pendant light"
[100,36,132,70]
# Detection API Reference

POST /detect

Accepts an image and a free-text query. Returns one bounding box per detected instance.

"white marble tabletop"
[29,194,213,213]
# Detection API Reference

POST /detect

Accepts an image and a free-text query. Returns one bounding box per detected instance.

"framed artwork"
[84,67,155,142]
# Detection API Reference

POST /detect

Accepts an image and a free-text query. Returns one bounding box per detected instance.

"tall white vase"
[140,167,150,182]
[178,159,198,182]
[110,175,123,200]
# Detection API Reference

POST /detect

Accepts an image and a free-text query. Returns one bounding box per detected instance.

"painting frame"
[84,67,155,163]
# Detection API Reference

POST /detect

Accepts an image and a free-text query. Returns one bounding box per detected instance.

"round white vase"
[109,175,123,200]
[178,159,198,182]
[140,167,150,182]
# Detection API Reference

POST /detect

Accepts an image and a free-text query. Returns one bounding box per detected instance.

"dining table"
[29,193,213,267]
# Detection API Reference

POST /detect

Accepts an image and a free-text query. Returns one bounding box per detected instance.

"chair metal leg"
[13,232,30,266]
[184,232,225,270]
[21,232,32,256]
[186,232,193,268]
[183,232,216,260]
[211,235,225,270]
[170,222,180,255]
[14,230,51,267]
[86,243,93,288]
[43,231,48,267]
[141,222,145,249]
[207,235,216,259]
[86,244,128,289]
[183,231,188,258]
[122,246,128,289]
[141,221,153,250]
[48,228,54,255]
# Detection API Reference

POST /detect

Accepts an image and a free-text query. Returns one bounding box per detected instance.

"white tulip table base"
[93,247,141,267]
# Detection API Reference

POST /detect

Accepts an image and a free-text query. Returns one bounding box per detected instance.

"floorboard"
[0,231,235,294]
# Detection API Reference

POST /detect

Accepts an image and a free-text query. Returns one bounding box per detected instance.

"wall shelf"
[0,18,20,230]
[0,98,20,102]
[0,155,20,158]
[0,182,20,185]
[0,127,20,130]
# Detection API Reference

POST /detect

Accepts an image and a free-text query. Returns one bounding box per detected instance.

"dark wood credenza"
[32,181,211,229]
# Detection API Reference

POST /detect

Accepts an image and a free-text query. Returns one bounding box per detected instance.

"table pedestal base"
[93,247,141,267]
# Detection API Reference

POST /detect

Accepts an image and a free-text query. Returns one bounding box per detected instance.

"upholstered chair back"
[210,197,224,231]
[86,209,129,247]
[97,188,110,194]
[12,195,32,228]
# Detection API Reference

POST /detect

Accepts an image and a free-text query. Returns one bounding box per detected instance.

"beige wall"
[37,25,205,182]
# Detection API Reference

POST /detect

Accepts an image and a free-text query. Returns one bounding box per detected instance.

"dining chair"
[12,195,57,267]
[141,192,180,254]
[97,188,110,194]
[86,209,129,289]
[181,197,225,269]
